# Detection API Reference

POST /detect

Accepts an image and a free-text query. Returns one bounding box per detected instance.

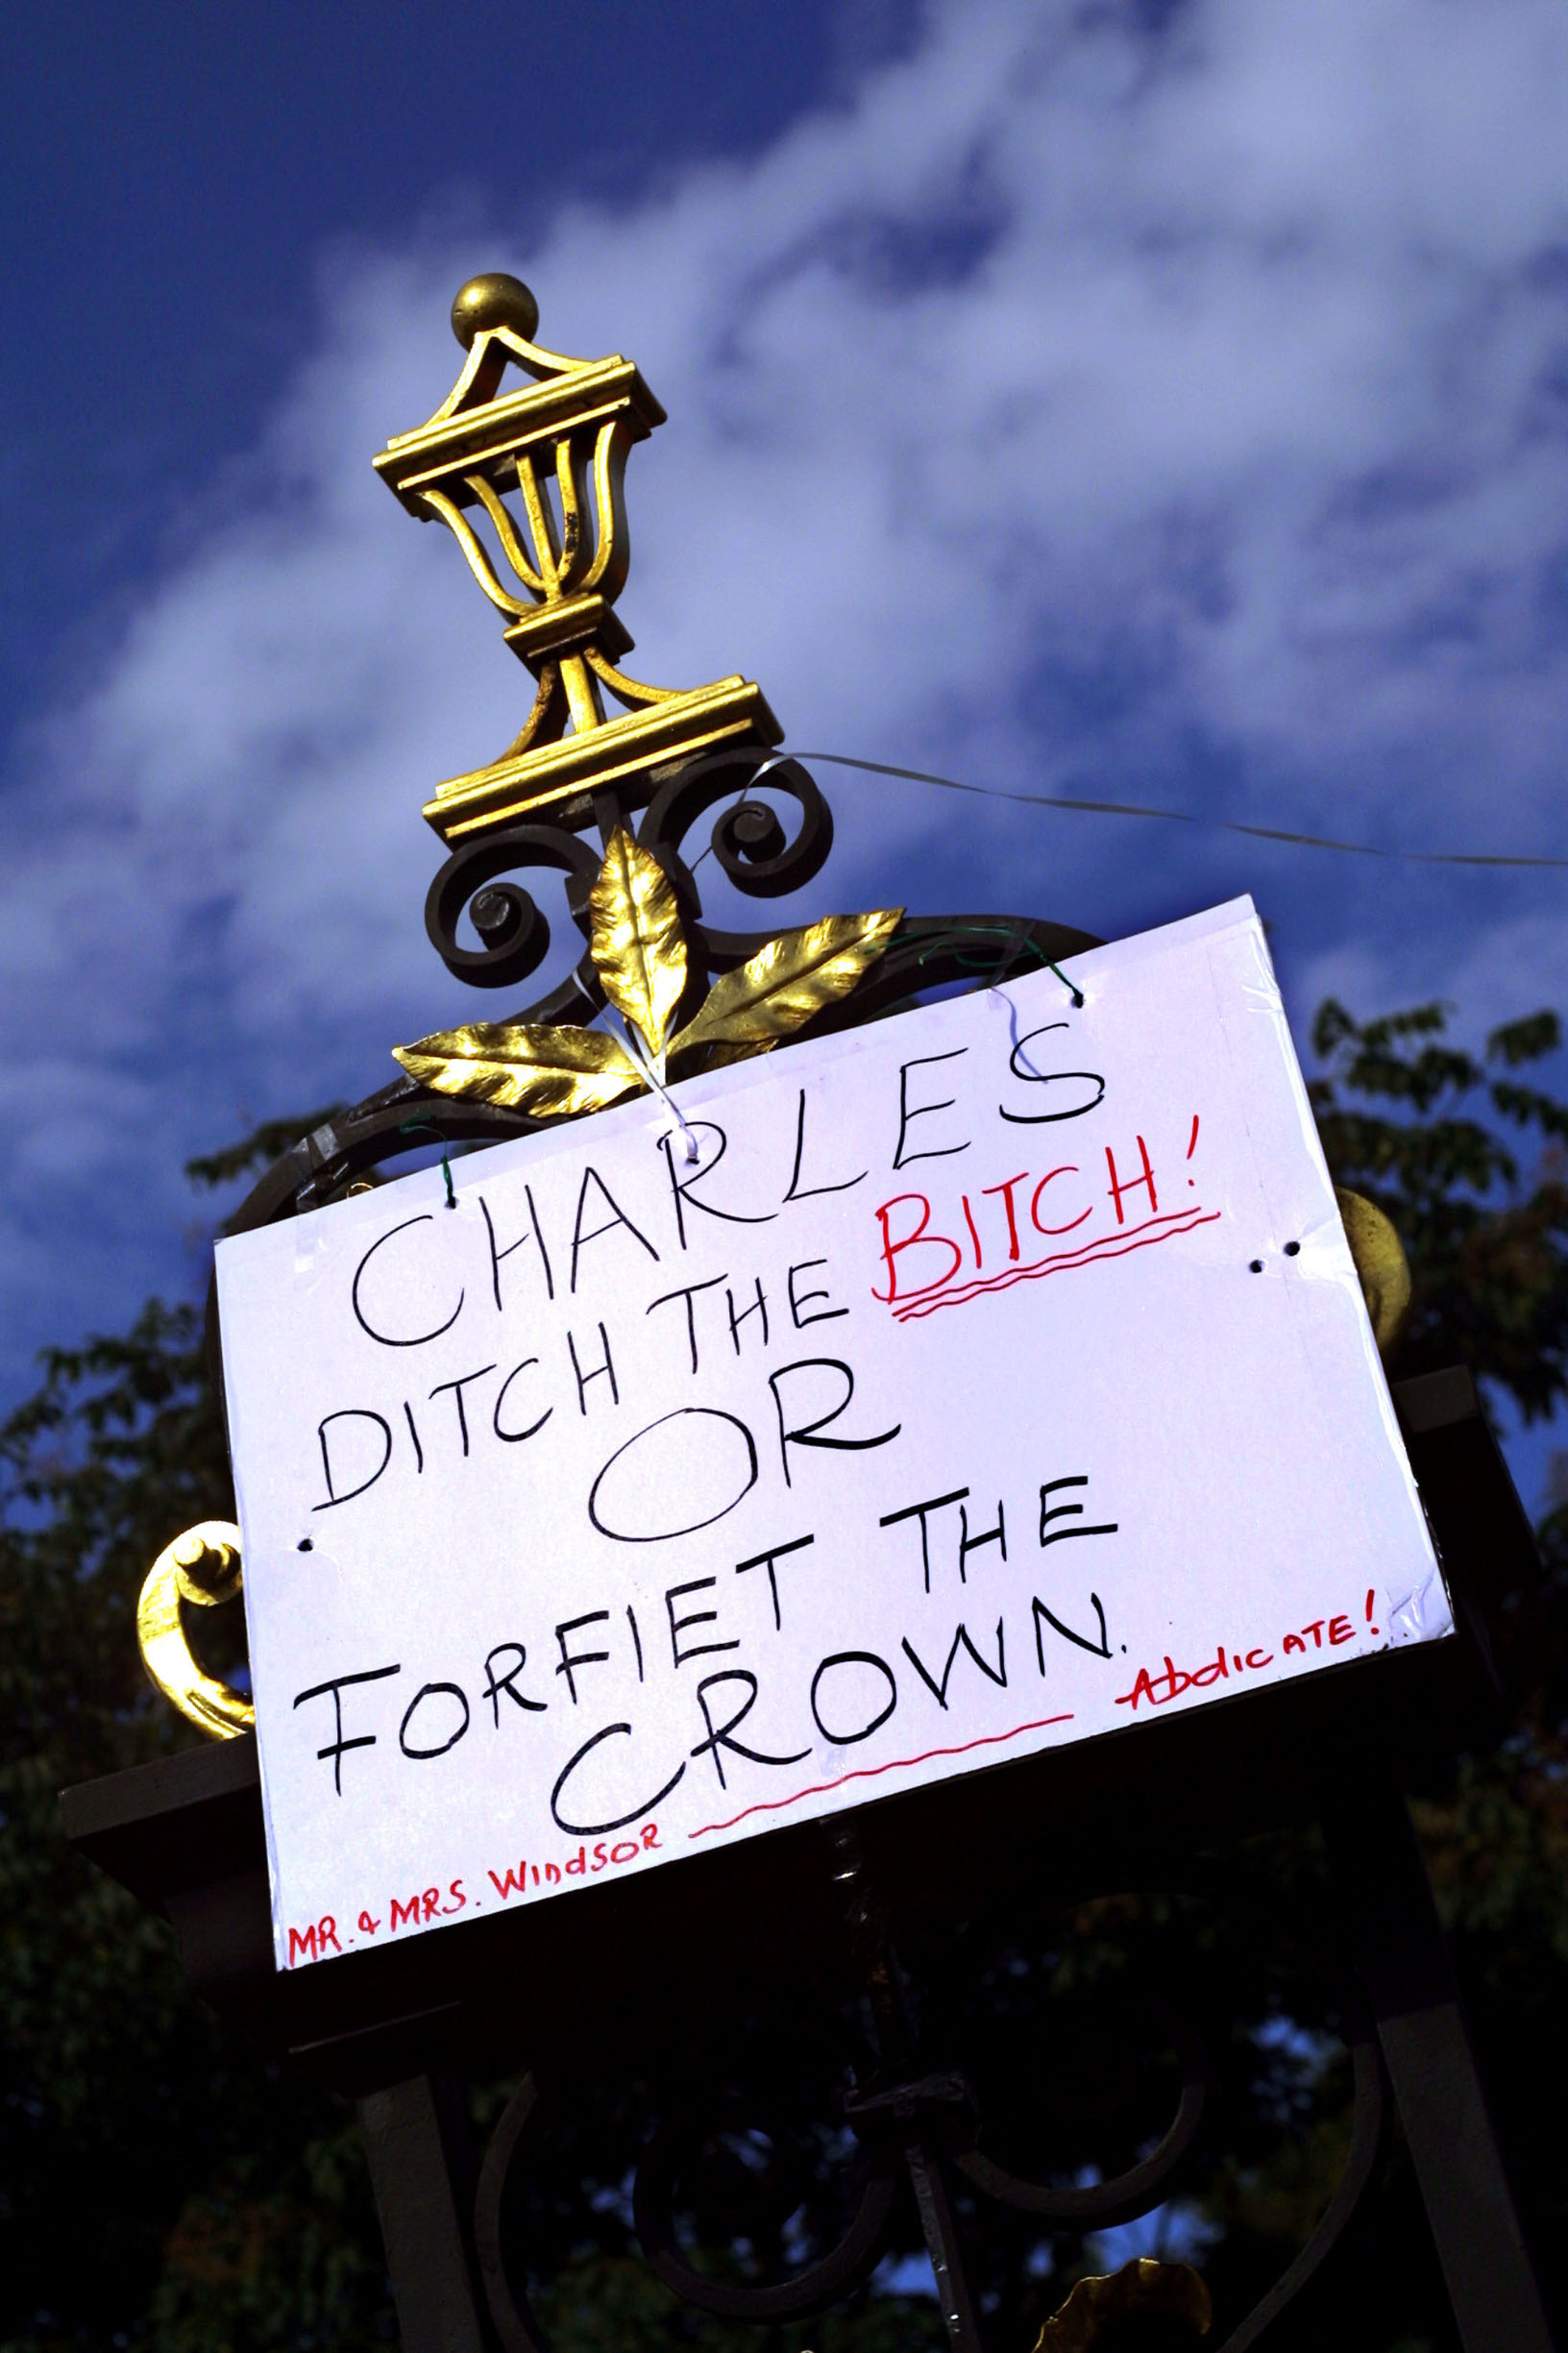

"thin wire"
[397,1117,457,1209]
[778,749,1568,871]
[915,925,1046,972]
[611,1016,702,1164]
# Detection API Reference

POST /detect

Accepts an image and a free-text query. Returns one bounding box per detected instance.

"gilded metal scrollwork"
[366,280,1101,1106]
[375,274,780,844]
[393,825,902,1120]
[135,1521,254,1739]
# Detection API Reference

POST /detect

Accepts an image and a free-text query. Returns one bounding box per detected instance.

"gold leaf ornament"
[589,826,688,1062]
[393,829,903,1122]
[1033,2258,1212,2350]
[394,1021,644,1117]
[669,907,903,1061]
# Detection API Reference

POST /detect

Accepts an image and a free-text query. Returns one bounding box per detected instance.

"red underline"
[687,1711,1076,1841]
[891,1207,1223,1323]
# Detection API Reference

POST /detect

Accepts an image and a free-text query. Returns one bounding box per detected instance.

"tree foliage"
[1310,1001,1568,1419]
[0,1139,391,2352]
[1,1008,1565,2351]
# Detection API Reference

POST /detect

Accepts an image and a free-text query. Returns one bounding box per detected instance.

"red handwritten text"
[872,1122,1216,1323]
[1115,1610,1367,1714]
[282,1824,663,1965]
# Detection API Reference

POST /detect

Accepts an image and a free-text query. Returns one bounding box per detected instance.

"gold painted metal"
[671,908,902,1060]
[450,272,540,351]
[1032,2257,1212,2350]
[396,1020,646,1118]
[428,679,775,844]
[375,276,781,842]
[1335,1185,1413,1353]
[136,1522,255,1740]
[589,825,688,1061]
[394,829,900,1117]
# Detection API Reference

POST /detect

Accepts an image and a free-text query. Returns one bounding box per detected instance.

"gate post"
[1327,1779,1555,2353]
[359,2071,495,2353]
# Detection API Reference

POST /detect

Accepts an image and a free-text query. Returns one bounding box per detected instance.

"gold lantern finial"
[375,273,782,846]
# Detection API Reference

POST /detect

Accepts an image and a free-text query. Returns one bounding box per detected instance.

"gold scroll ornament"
[136,1521,254,1738]
[394,825,902,1117]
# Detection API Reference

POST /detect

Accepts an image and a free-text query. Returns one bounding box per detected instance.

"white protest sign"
[217,896,1451,1972]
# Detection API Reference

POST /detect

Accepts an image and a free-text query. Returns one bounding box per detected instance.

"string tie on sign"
[615,1018,702,1165]
[398,1117,457,1209]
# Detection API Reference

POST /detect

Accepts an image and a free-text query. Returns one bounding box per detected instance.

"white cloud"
[4,0,1567,1385]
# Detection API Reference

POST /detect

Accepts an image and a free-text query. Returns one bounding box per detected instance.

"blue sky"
[2,0,1566,1501]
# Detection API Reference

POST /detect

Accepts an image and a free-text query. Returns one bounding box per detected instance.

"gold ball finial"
[451,273,539,350]
[1335,1187,1413,1353]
